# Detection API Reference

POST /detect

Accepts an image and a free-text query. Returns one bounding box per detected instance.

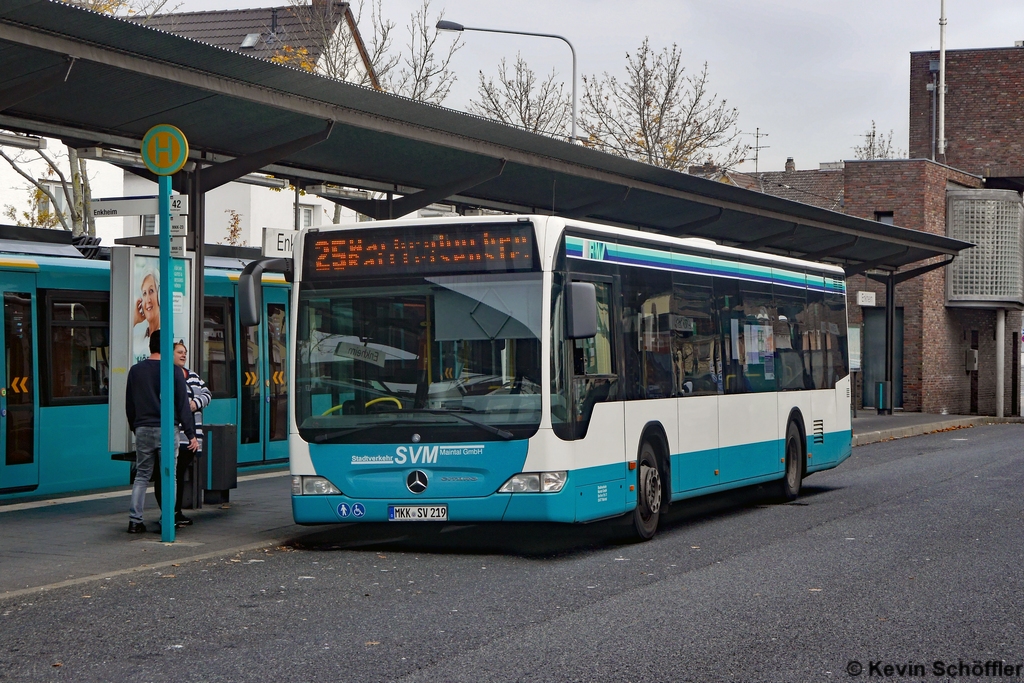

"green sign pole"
[158,175,174,543]
[141,124,188,543]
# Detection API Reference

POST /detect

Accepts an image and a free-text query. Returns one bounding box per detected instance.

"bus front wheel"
[777,421,804,502]
[632,441,662,540]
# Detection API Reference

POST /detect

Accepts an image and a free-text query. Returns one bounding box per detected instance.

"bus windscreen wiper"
[313,411,513,443]
[313,420,421,443]
[403,409,514,440]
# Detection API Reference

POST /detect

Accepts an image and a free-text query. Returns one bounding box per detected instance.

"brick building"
[909,46,1024,180]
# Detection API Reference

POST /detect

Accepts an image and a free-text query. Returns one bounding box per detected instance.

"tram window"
[203,297,237,399]
[43,291,110,405]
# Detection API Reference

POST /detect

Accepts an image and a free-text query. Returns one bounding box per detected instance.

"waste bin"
[181,451,204,510]
[203,424,237,505]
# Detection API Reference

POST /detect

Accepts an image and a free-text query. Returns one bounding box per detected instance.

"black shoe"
[127,521,146,534]
[174,514,193,527]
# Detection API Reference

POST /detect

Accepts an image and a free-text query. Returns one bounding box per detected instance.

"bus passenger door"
[236,288,288,465]
[237,307,263,464]
[263,292,289,462]
[0,278,37,493]
[568,278,627,518]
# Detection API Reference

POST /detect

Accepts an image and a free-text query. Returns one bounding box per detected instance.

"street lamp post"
[436,20,578,144]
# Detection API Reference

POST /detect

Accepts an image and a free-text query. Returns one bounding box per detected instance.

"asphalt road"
[3,425,1024,682]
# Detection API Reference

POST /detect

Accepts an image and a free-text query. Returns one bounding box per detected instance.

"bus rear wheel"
[632,441,662,540]
[777,421,804,502]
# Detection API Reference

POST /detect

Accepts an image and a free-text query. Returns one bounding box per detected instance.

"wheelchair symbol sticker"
[352,503,366,518]
[337,503,351,518]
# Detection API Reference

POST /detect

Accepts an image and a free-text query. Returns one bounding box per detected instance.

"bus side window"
[672,272,719,396]
[620,268,673,399]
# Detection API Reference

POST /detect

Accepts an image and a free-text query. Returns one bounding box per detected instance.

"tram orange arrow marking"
[273,371,284,384]
[9,376,20,393]
[18,377,27,393]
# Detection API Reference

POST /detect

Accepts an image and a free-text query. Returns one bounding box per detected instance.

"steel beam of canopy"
[843,247,911,277]
[804,236,860,262]
[0,58,73,113]
[667,208,723,234]
[867,257,955,286]
[559,187,631,219]
[199,122,334,194]
[738,225,798,250]
[327,160,507,220]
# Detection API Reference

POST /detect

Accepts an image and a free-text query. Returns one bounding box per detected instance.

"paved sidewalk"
[852,411,1024,446]
[0,471,310,599]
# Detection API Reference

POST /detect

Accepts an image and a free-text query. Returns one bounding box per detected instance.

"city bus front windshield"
[296,273,543,444]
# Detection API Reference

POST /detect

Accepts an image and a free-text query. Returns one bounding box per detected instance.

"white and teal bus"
[244,215,851,539]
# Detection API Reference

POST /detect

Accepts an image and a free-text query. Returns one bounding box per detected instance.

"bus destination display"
[305,223,534,278]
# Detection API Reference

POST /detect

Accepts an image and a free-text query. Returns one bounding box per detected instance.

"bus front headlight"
[498,471,567,494]
[292,476,342,495]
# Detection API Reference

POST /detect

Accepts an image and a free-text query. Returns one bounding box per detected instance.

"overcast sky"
[175,0,1024,173]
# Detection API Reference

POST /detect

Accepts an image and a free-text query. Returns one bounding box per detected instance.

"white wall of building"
[0,140,124,241]
[121,171,359,248]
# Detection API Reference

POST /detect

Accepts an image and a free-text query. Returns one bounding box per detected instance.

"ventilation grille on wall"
[813,420,825,444]
[946,189,1024,308]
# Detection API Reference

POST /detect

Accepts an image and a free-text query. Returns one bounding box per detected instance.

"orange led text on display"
[307,226,534,278]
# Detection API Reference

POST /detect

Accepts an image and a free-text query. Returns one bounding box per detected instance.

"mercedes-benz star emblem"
[406,470,428,494]
[412,433,421,443]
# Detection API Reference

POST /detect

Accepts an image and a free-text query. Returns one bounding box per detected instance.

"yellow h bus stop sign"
[141,124,188,176]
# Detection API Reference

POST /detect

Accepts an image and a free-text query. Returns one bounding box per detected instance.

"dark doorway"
[862,307,903,409]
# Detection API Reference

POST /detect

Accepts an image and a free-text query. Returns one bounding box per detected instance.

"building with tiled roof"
[141,1,379,88]
[754,159,845,211]
[688,158,844,211]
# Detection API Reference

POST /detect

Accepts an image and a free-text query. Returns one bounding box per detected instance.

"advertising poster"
[130,254,190,365]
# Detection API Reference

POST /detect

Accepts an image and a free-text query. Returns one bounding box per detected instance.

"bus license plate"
[388,505,447,521]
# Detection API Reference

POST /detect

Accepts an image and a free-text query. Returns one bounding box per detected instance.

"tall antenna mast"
[746,128,770,173]
[937,0,947,159]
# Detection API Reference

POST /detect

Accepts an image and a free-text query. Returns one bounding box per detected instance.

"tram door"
[0,275,37,493]
[237,288,289,464]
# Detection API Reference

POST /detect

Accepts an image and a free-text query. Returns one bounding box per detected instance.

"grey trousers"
[129,426,160,523]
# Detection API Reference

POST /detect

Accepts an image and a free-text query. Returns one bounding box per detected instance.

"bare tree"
[0,143,91,234]
[468,53,572,138]
[384,0,462,105]
[282,0,397,88]
[854,121,903,160]
[581,39,746,171]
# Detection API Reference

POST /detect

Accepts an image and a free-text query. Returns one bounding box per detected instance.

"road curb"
[0,532,312,601]
[852,416,1024,447]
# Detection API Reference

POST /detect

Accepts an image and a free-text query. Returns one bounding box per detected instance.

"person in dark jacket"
[153,341,211,528]
[125,329,199,533]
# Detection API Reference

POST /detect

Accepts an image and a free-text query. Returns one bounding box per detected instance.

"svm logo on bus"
[141,124,189,176]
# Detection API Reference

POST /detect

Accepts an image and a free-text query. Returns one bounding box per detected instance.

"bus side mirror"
[239,258,291,327]
[567,282,598,339]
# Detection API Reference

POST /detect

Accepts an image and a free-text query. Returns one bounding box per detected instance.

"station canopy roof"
[0,0,970,274]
